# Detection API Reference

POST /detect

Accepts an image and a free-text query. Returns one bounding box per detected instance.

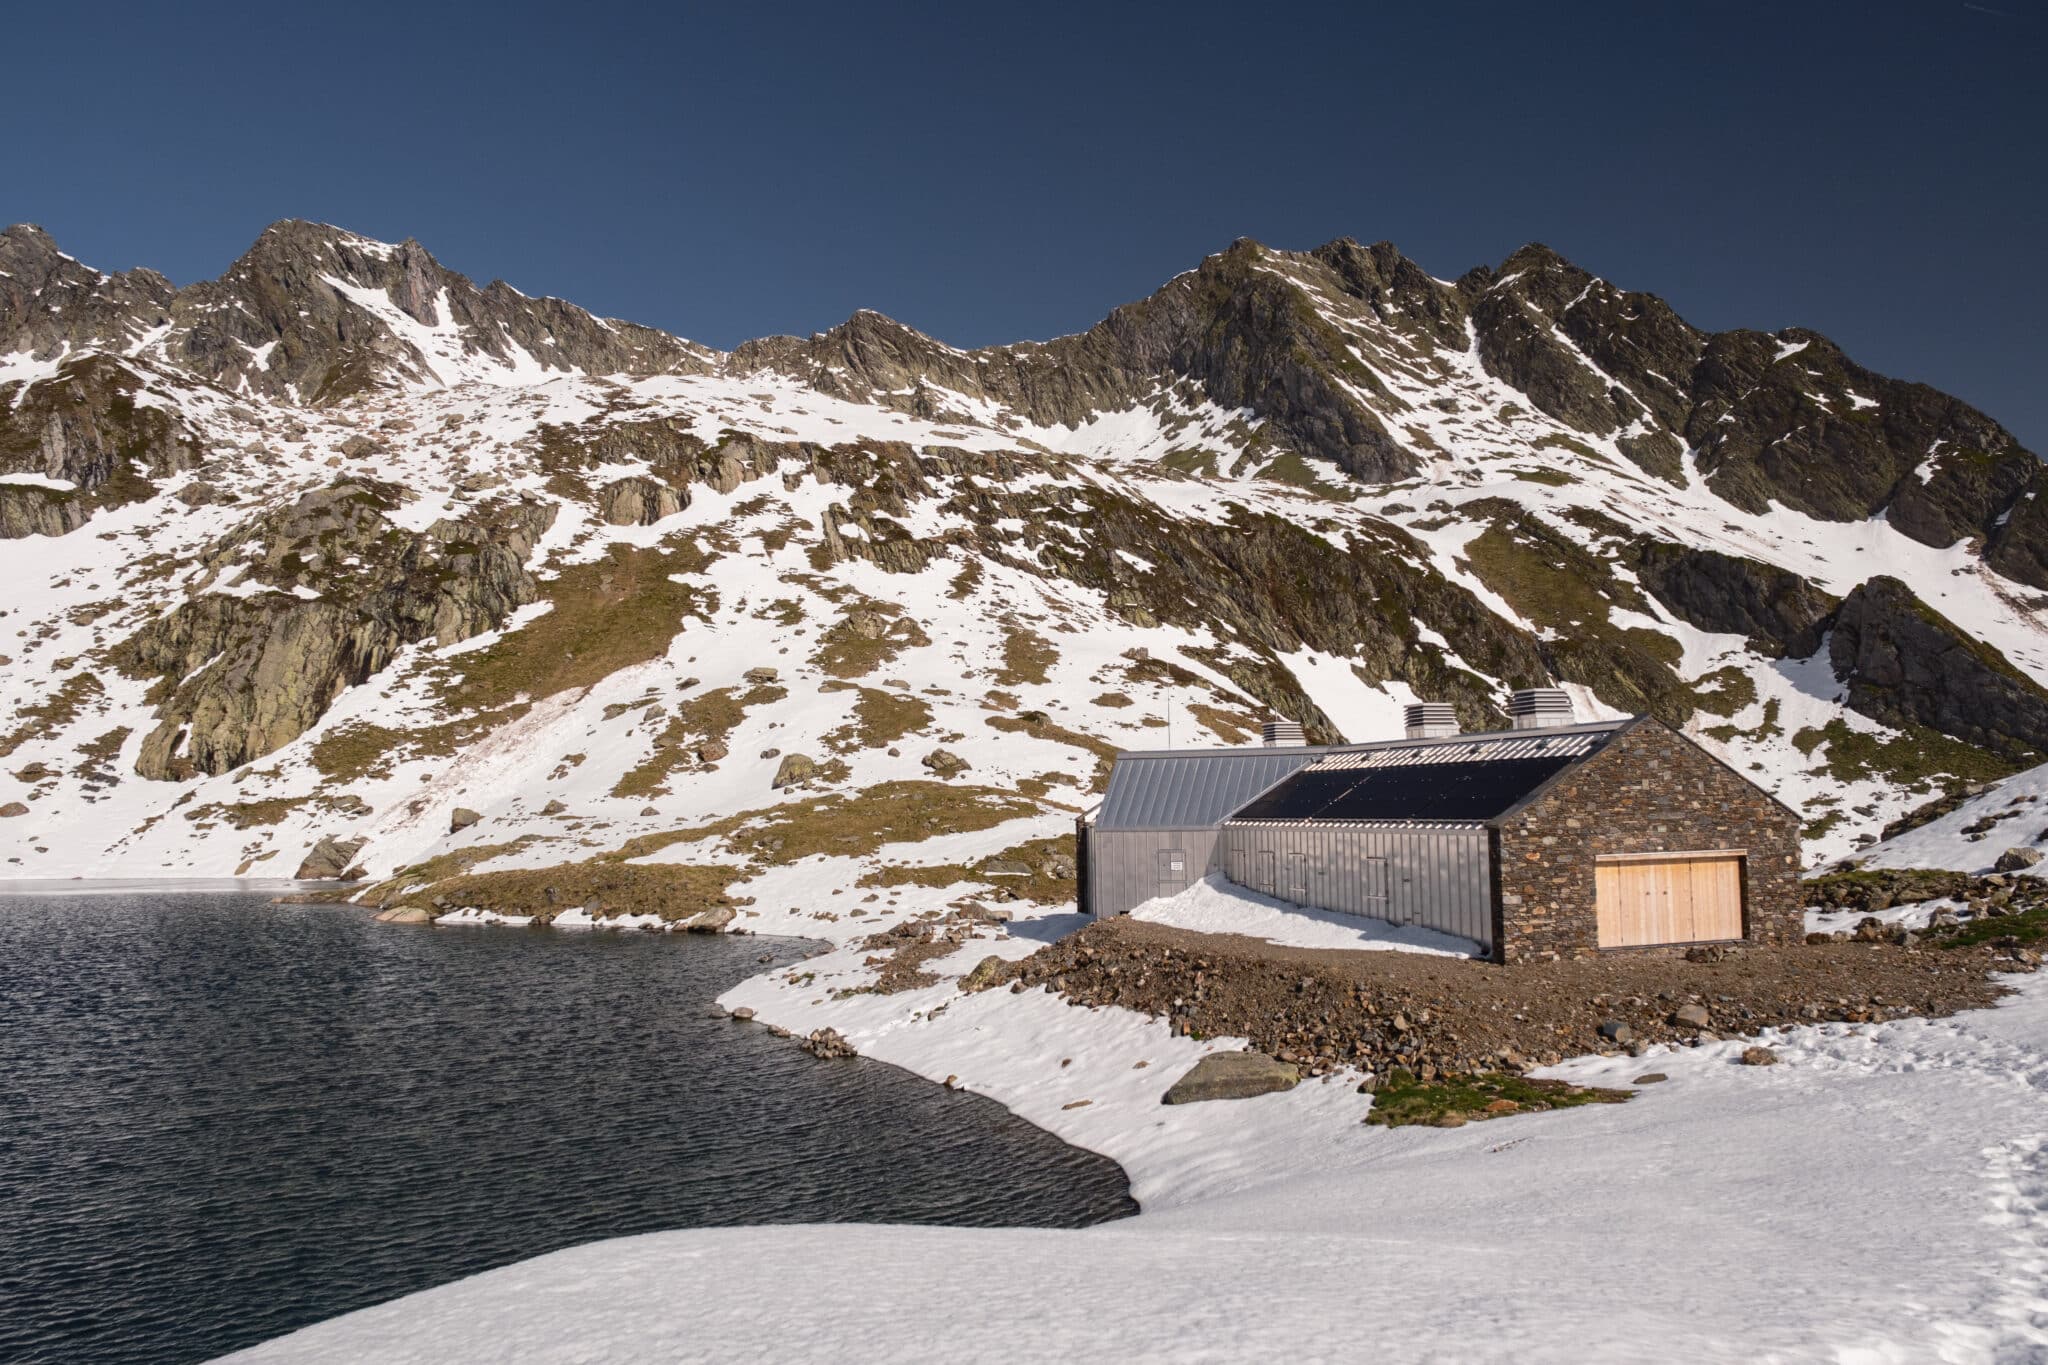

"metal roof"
[1223,720,1631,825]
[1093,746,1329,831]
[1305,727,1613,771]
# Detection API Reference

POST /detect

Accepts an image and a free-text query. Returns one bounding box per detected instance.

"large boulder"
[922,748,970,778]
[449,807,481,833]
[295,835,366,880]
[1161,1050,1301,1105]
[771,754,816,788]
[1994,846,2043,873]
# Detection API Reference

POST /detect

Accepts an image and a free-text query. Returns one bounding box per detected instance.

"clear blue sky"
[7,1,2045,447]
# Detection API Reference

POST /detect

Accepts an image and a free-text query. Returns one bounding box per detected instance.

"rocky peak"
[0,224,176,362]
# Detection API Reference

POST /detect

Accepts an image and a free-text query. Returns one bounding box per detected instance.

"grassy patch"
[613,780,1042,867]
[436,542,712,710]
[1940,905,2048,949]
[388,860,744,924]
[0,671,105,759]
[1365,1071,1631,1128]
[1533,433,1602,460]
[994,624,1059,687]
[1703,697,1782,745]
[986,713,1117,790]
[1792,718,2021,793]
[1256,451,1347,499]
[1186,703,1260,744]
[611,684,785,799]
[823,686,933,754]
[1512,468,1576,487]
[184,795,311,829]
[859,833,1076,905]
[1689,666,1758,719]
[813,601,930,679]
[310,722,410,782]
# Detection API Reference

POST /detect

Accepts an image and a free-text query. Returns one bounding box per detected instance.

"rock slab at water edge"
[1161,1051,1301,1105]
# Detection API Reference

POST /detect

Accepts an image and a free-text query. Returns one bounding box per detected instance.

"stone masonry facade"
[1489,718,1803,963]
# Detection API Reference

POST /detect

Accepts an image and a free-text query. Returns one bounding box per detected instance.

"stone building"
[1087,690,1803,963]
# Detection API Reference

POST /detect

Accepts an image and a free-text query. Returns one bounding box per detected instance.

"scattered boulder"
[1993,846,2043,873]
[372,906,431,924]
[1671,1004,1712,1030]
[1161,1050,1301,1105]
[541,799,568,816]
[696,739,729,764]
[802,1027,858,1059]
[922,748,971,778]
[0,801,28,818]
[744,666,779,684]
[979,859,1030,878]
[639,805,660,817]
[295,834,366,880]
[771,753,817,788]
[1597,1018,1633,1044]
[729,1006,756,1021]
[1633,1073,1669,1085]
[961,955,1009,992]
[1739,1046,1781,1067]
[684,905,736,934]
[449,807,481,833]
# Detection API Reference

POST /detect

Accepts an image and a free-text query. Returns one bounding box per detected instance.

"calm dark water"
[0,894,1134,1364]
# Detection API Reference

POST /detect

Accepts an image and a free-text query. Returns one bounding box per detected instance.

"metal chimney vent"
[1506,687,1575,730]
[1403,702,1459,741]
[1261,718,1307,747]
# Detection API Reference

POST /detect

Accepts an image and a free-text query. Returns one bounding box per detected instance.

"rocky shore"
[987,913,2039,1086]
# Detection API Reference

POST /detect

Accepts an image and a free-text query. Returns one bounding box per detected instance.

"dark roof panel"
[1231,756,1584,822]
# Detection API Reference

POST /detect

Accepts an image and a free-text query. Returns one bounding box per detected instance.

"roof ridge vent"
[1261,718,1307,747]
[1403,702,1459,741]
[1506,687,1574,731]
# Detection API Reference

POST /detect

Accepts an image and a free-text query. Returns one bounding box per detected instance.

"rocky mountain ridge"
[1,219,2043,895]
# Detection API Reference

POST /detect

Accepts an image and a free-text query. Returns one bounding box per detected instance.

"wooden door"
[1596,853,1744,947]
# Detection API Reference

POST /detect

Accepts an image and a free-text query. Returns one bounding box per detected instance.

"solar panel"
[1229,755,1582,822]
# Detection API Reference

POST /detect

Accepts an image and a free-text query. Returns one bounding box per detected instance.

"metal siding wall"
[1089,829,1222,917]
[1217,822,1494,953]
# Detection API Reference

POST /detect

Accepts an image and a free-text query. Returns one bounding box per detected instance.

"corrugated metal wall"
[1085,828,1222,917]
[1217,820,1496,952]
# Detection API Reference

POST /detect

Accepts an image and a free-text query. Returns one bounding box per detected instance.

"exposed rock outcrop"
[113,480,556,779]
[1628,543,1838,658]
[0,355,202,537]
[296,835,366,880]
[597,475,686,526]
[1828,576,2048,763]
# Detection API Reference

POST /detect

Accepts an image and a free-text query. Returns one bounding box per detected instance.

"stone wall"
[1491,719,1803,963]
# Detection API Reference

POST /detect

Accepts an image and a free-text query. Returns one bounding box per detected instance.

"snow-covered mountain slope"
[1856,760,2048,876]
[2,221,2045,886]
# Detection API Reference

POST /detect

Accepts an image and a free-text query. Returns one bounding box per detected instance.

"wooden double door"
[1594,851,1745,948]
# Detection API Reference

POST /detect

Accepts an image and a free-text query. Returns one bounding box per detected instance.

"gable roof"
[1226,722,1627,825]
[1094,746,1331,831]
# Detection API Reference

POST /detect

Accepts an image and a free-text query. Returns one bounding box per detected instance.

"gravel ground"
[997,917,2039,1083]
